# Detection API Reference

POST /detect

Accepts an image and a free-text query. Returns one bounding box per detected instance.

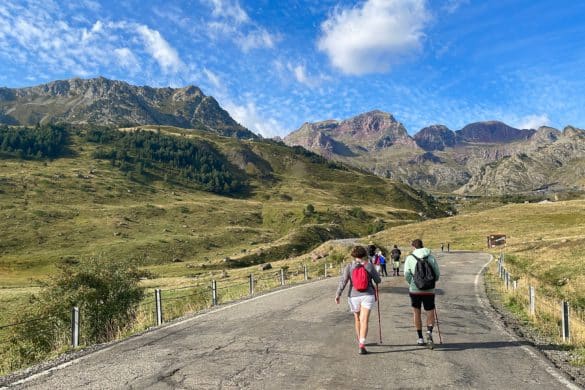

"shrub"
[7,256,145,368]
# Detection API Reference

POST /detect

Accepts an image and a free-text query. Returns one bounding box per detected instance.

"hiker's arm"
[335,264,350,303]
[404,256,413,284]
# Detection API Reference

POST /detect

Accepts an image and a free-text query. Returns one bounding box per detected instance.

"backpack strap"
[411,254,428,262]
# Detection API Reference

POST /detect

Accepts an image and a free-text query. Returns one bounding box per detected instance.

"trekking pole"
[434,308,443,344]
[376,284,382,344]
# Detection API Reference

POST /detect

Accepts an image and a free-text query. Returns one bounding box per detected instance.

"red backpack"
[351,263,370,292]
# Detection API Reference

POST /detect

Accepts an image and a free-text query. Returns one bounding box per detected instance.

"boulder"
[259,263,272,271]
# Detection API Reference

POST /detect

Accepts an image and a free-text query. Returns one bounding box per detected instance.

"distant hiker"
[373,249,382,274]
[367,244,377,263]
[390,245,401,276]
[404,239,440,348]
[447,242,450,252]
[441,243,444,252]
[377,249,388,277]
[335,245,382,355]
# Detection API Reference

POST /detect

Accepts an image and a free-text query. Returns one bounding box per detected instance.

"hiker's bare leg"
[413,307,422,330]
[426,309,436,327]
[359,307,371,340]
[353,312,361,340]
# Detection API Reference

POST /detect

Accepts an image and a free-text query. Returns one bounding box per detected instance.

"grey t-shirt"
[336,260,381,298]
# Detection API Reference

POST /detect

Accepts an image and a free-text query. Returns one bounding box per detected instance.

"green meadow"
[0,125,445,323]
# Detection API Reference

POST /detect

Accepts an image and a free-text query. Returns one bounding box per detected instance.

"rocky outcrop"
[457,121,535,143]
[457,126,585,195]
[414,125,456,151]
[0,77,257,139]
[284,110,418,155]
[286,110,585,196]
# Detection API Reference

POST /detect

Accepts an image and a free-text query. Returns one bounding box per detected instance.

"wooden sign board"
[487,234,506,248]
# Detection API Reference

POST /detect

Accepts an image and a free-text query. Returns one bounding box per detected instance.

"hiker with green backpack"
[404,239,440,348]
[335,245,382,355]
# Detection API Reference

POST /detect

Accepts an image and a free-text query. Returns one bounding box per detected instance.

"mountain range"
[284,110,585,196]
[2,78,584,196]
[0,77,256,139]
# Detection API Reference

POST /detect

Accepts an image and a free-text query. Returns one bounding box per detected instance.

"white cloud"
[0,1,186,79]
[114,48,140,71]
[237,28,275,52]
[203,67,223,90]
[204,0,276,52]
[442,0,469,14]
[136,25,183,74]
[318,0,431,75]
[207,0,249,24]
[287,63,329,88]
[223,99,286,137]
[515,114,551,130]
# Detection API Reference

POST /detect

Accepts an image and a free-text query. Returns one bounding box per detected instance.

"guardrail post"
[529,286,536,316]
[505,271,510,290]
[212,279,217,306]
[304,265,308,280]
[512,280,517,291]
[562,301,570,342]
[71,306,79,348]
[324,263,327,278]
[280,269,285,286]
[155,289,163,326]
[249,274,254,295]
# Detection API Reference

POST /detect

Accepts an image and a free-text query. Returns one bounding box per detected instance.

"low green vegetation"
[3,256,144,372]
[6,124,584,374]
[0,124,449,329]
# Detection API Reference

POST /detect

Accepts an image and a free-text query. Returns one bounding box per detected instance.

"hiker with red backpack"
[335,245,382,355]
[404,239,440,349]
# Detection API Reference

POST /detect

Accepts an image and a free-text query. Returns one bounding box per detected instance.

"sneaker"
[417,338,425,346]
[426,332,434,349]
[359,347,368,355]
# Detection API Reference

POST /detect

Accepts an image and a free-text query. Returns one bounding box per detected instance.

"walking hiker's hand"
[335,296,340,304]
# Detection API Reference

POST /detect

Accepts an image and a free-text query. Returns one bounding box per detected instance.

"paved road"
[5,252,580,389]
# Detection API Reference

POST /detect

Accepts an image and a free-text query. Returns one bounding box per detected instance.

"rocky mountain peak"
[0,77,257,139]
[413,124,456,151]
[562,126,585,138]
[284,110,417,155]
[458,121,535,143]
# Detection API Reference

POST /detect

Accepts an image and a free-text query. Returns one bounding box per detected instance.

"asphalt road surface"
[5,251,580,389]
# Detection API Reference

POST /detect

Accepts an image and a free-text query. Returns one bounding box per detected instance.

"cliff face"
[285,110,418,153]
[0,77,257,139]
[286,111,585,195]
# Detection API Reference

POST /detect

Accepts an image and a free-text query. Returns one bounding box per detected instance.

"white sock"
[359,338,366,345]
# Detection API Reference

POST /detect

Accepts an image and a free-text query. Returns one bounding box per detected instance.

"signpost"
[487,234,506,248]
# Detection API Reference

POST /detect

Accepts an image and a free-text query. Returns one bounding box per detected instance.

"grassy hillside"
[0,124,449,322]
[368,199,585,307]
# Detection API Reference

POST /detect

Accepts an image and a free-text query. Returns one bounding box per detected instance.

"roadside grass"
[370,199,585,365]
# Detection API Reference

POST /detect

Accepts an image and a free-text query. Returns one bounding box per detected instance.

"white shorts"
[348,295,376,312]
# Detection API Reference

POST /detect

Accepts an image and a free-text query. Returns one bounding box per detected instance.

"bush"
[7,256,145,368]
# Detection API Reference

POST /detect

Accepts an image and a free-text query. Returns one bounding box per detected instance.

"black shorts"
[409,293,435,311]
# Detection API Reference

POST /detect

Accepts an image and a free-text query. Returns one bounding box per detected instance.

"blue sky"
[1,0,584,137]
